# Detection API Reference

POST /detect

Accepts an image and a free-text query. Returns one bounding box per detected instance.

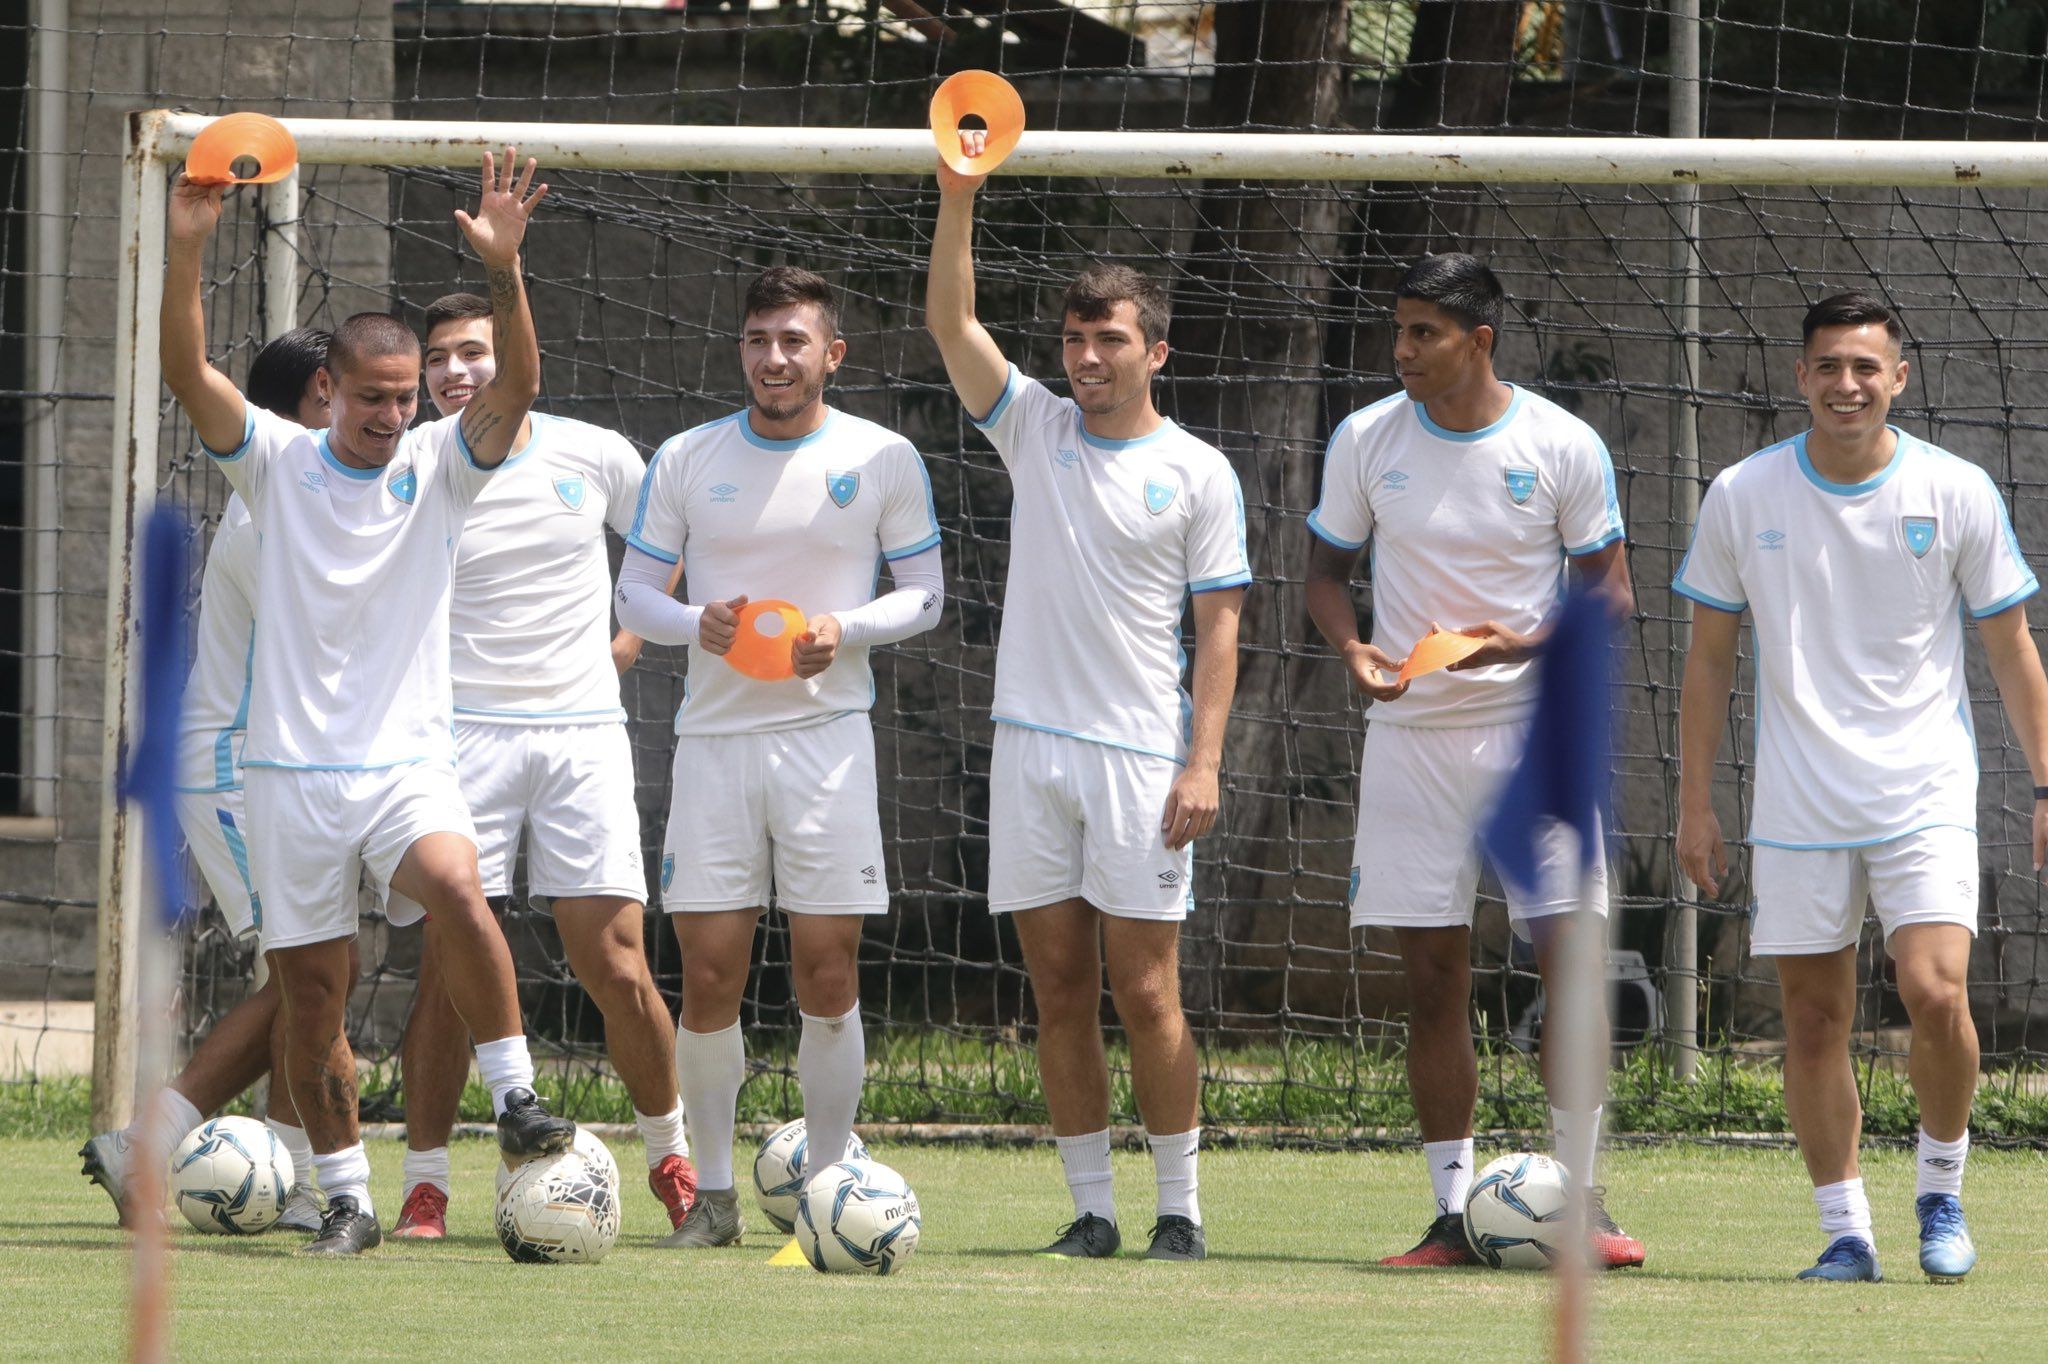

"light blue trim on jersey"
[214,808,261,929]
[627,420,731,562]
[1964,461,2037,610]
[624,534,680,565]
[1792,428,1908,495]
[970,365,1020,430]
[173,780,243,795]
[740,408,835,451]
[993,715,1187,767]
[1970,581,2039,619]
[489,413,546,471]
[241,755,431,772]
[882,530,942,561]
[1671,578,1746,614]
[1412,384,1526,443]
[1079,420,1175,452]
[1190,571,1252,594]
[1305,509,1365,552]
[453,705,629,721]
[892,445,943,554]
[1750,820,1976,851]
[1566,527,1625,557]
[201,407,257,461]
[317,432,383,481]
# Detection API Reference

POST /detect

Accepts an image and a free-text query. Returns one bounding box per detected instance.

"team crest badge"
[1144,477,1178,516]
[1902,516,1937,559]
[554,475,586,511]
[827,471,859,508]
[661,854,674,891]
[1504,467,1537,505]
[388,467,416,505]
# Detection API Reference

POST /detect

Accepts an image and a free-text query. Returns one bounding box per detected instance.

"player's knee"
[681,954,746,1012]
[1896,970,1969,1030]
[1028,958,1102,1023]
[1110,978,1185,1038]
[1781,994,1852,1046]
[581,947,651,1012]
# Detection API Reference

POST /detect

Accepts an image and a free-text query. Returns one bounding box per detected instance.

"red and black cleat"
[391,1183,448,1240]
[1588,1187,1646,1269]
[648,1153,700,1231]
[1380,1212,1480,1267]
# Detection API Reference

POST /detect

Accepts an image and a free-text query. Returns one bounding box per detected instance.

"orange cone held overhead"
[185,112,299,187]
[930,70,1026,176]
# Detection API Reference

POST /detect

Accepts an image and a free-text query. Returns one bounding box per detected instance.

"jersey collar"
[1793,426,1909,496]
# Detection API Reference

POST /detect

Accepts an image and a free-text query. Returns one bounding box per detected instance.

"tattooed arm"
[453,147,548,468]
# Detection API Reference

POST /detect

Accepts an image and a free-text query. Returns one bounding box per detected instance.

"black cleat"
[299,1195,382,1256]
[1037,1211,1121,1259]
[1143,1214,1206,1261]
[496,1087,575,1162]
[1381,1212,1479,1267]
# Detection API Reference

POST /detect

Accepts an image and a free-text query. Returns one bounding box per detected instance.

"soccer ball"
[168,1115,293,1235]
[752,1118,870,1234]
[498,1127,618,1199]
[1463,1151,1571,1269]
[793,1159,921,1275]
[496,1151,621,1264]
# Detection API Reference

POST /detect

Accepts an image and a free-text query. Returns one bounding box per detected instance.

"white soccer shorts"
[661,711,889,916]
[176,787,260,941]
[244,761,476,950]
[1347,719,1609,932]
[986,722,1195,922]
[1750,825,1979,956]
[455,719,647,905]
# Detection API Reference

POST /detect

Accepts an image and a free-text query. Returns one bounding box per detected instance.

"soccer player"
[389,292,693,1240]
[926,138,1250,1262]
[159,149,573,1255]
[1675,293,2048,1284]
[80,328,335,1232]
[613,266,944,1248]
[1303,253,1643,1269]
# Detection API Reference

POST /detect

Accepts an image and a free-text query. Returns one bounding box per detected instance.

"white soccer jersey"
[972,366,1251,765]
[1673,428,2037,849]
[1308,386,1624,729]
[626,406,941,736]
[174,494,257,794]
[450,414,645,724]
[204,404,492,769]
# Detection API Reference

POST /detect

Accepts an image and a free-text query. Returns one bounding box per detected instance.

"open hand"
[1343,641,1409,702]
[454,147,547,268]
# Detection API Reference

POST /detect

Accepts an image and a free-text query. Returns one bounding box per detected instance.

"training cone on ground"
[766,1237,809,1267]
[184,112,299,186]
[930,70,1026,176]
[1397,624,1486,683]
[725,599,806,681]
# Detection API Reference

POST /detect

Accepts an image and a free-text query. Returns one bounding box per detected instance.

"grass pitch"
[2,1140,2042,1361]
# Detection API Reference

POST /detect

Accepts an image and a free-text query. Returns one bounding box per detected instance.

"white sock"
[313,1143,373,1217]
[473,1034,536,1117]
[1055,1129,1116,1224]
[1815,1176,1874,1252]
[266,1118,315,1188]
[402,1145,451,1198]
[675,1020,745,1190]
[1147,1128,1201,1224]
[1425,1137,1475,1217]
[798,1003,865,1175]
[135,1089,203,1160]
[635,1105,689,1166]
[1551,1104,1603,1188]
[1916,1128,1968,1198]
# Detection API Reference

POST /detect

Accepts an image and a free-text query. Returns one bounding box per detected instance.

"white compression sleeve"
[831,545,945,648]
[613,546,702,646]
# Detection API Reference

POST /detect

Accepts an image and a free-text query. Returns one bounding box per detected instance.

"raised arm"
[160,176,250,454]
[454,148,548,468]
[1978,601,2048,870]
[1676,602,1742,897]
[923,132,1011,421]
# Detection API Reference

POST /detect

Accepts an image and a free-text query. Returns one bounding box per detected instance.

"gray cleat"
[1038,1212,1121,1259]
[79,1131,136,1224]
[1143,1214,1206,1261]
[274,1182,326,1233]
[657,1186,743,1248]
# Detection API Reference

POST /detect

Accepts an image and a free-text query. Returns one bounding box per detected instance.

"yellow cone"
[766,1237,808,1268]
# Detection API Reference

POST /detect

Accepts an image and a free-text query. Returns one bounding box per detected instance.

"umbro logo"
[710,482,739,504]
[860,864,878,885]
[1756,529,1786,549]
[1381,470,1409,487]
[300,470,328,492]
[1056,447,1079,469]
[1157,869,1184,887]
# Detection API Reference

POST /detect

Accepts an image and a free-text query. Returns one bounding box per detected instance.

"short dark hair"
[422,292,493,348]
[743,266,838,338]
[1802,292,1902,347]
[326,312,420,377]
[1396,253,1507,338]
[246,327,331,420]
[1062,264,1170,347]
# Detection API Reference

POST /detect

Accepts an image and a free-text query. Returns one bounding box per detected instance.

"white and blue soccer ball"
[794,1158,921,1275]
[498,1127,618,1200]
[496,1149,621,1264]
[169,1115,292,1235]
[1463,1151,1570,1269]
[753,1119,870,1234]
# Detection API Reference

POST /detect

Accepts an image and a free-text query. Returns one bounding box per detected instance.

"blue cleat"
[1916,1193,1977,1283]
[1797,1236,1882,1283]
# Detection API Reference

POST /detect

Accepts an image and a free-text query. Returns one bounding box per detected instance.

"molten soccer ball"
[1463,1151,1571,1269]
[496,1151,621,1264]
[794,1159,921,1275]
[169,1115,292,1235]
[752,1119,869,1234]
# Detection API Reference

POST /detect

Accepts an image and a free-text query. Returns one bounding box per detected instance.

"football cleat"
[1381,1212,1478,1267]
[496,1087,575,1162]
[79,1131,137,1226]
[1037,1212,1121,1259]
[648,1153,700,1230]
[273,1182,327,1234]
[391,1183,448,1240]
[300,1195,382,1257]
[1587,1186,1646,1269]
[1142,1214,1206,1261]
[1797,1236,1882,1283]
[657,1186,742,1248]
[1916,1193,1977,1283]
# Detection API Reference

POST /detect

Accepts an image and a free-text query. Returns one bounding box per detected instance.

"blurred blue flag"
[117,505,192,929]
[1483,587,1615,898]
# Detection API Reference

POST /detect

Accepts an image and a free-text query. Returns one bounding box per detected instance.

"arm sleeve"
[625,435,687,563]
[1558,427,1627,556]
[1306,420,1372,551]
[832,545,945,648]
[602,432,649,539]
[613,546,702,646]
[1957,468,2040,618]
[966,364,1063,470]
[1187,460,1253,594]
[200,399,273,506]
[878,441,942,560]
[1671,477,1748,613]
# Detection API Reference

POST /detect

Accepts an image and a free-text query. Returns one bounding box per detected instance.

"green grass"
[3,1140,2043,1360]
